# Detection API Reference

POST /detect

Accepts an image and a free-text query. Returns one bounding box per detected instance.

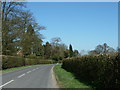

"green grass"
[54,65,92,88]
[0,65,40,74]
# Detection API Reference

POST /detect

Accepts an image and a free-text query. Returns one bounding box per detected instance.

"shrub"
[2,55,25,69]
[1,55,56,70]
[62,53,120,88]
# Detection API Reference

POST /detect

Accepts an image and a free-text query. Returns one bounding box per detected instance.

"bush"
[1,55,56,70]
[2,55,25,69]
[25,59,55,65]
[62,53,120,88]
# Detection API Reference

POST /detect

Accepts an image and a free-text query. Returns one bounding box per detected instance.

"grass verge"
[0,65,40,74]
[54,65,92,88]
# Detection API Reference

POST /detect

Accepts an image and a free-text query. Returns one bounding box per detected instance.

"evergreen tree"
[22,24,34,55]
[44,42,52,59]
[69,44,73,57]
[22,24,43,56]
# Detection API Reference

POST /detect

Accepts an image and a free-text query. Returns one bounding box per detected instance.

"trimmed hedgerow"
[1,55,56,70]
[62,53,120,88]
[2,55,25,69]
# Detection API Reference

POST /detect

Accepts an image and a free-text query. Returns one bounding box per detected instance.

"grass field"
[54,65,92,88]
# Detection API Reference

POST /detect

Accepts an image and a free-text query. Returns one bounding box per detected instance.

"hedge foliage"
[1,55,56,70]
[62,53,120,88]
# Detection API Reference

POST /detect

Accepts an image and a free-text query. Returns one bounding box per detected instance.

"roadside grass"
[54,65,92,88]
[0,65,40,74]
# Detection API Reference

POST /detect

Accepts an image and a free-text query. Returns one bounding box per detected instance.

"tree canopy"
[2,2,45,56]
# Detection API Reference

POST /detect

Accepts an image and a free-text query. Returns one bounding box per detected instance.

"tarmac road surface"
[0,64,58,88]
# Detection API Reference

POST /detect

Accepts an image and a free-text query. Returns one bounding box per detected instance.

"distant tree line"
[43,37,80,61]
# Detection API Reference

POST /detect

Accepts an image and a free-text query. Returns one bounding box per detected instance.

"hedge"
[1,55,56,70]
[2,55,25,69]
[62,53,120,88]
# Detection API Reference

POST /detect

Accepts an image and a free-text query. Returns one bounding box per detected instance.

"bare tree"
[88,43,116,55]
[2,2,26,55]
[2,2,45,55]
[51,37,61,46]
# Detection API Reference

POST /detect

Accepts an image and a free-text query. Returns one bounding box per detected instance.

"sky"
[26,2,118,52]
[9,0,119,2]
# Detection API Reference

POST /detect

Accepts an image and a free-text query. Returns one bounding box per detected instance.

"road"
[0,64,58,88]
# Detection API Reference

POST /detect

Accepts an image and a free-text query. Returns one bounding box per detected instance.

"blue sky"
[26,2,118,52]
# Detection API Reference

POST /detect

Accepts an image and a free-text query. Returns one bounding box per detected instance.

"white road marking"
[26,71,31,74]
[0,80,14,88]
[36,68,39,69]
[17,73,25,78]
